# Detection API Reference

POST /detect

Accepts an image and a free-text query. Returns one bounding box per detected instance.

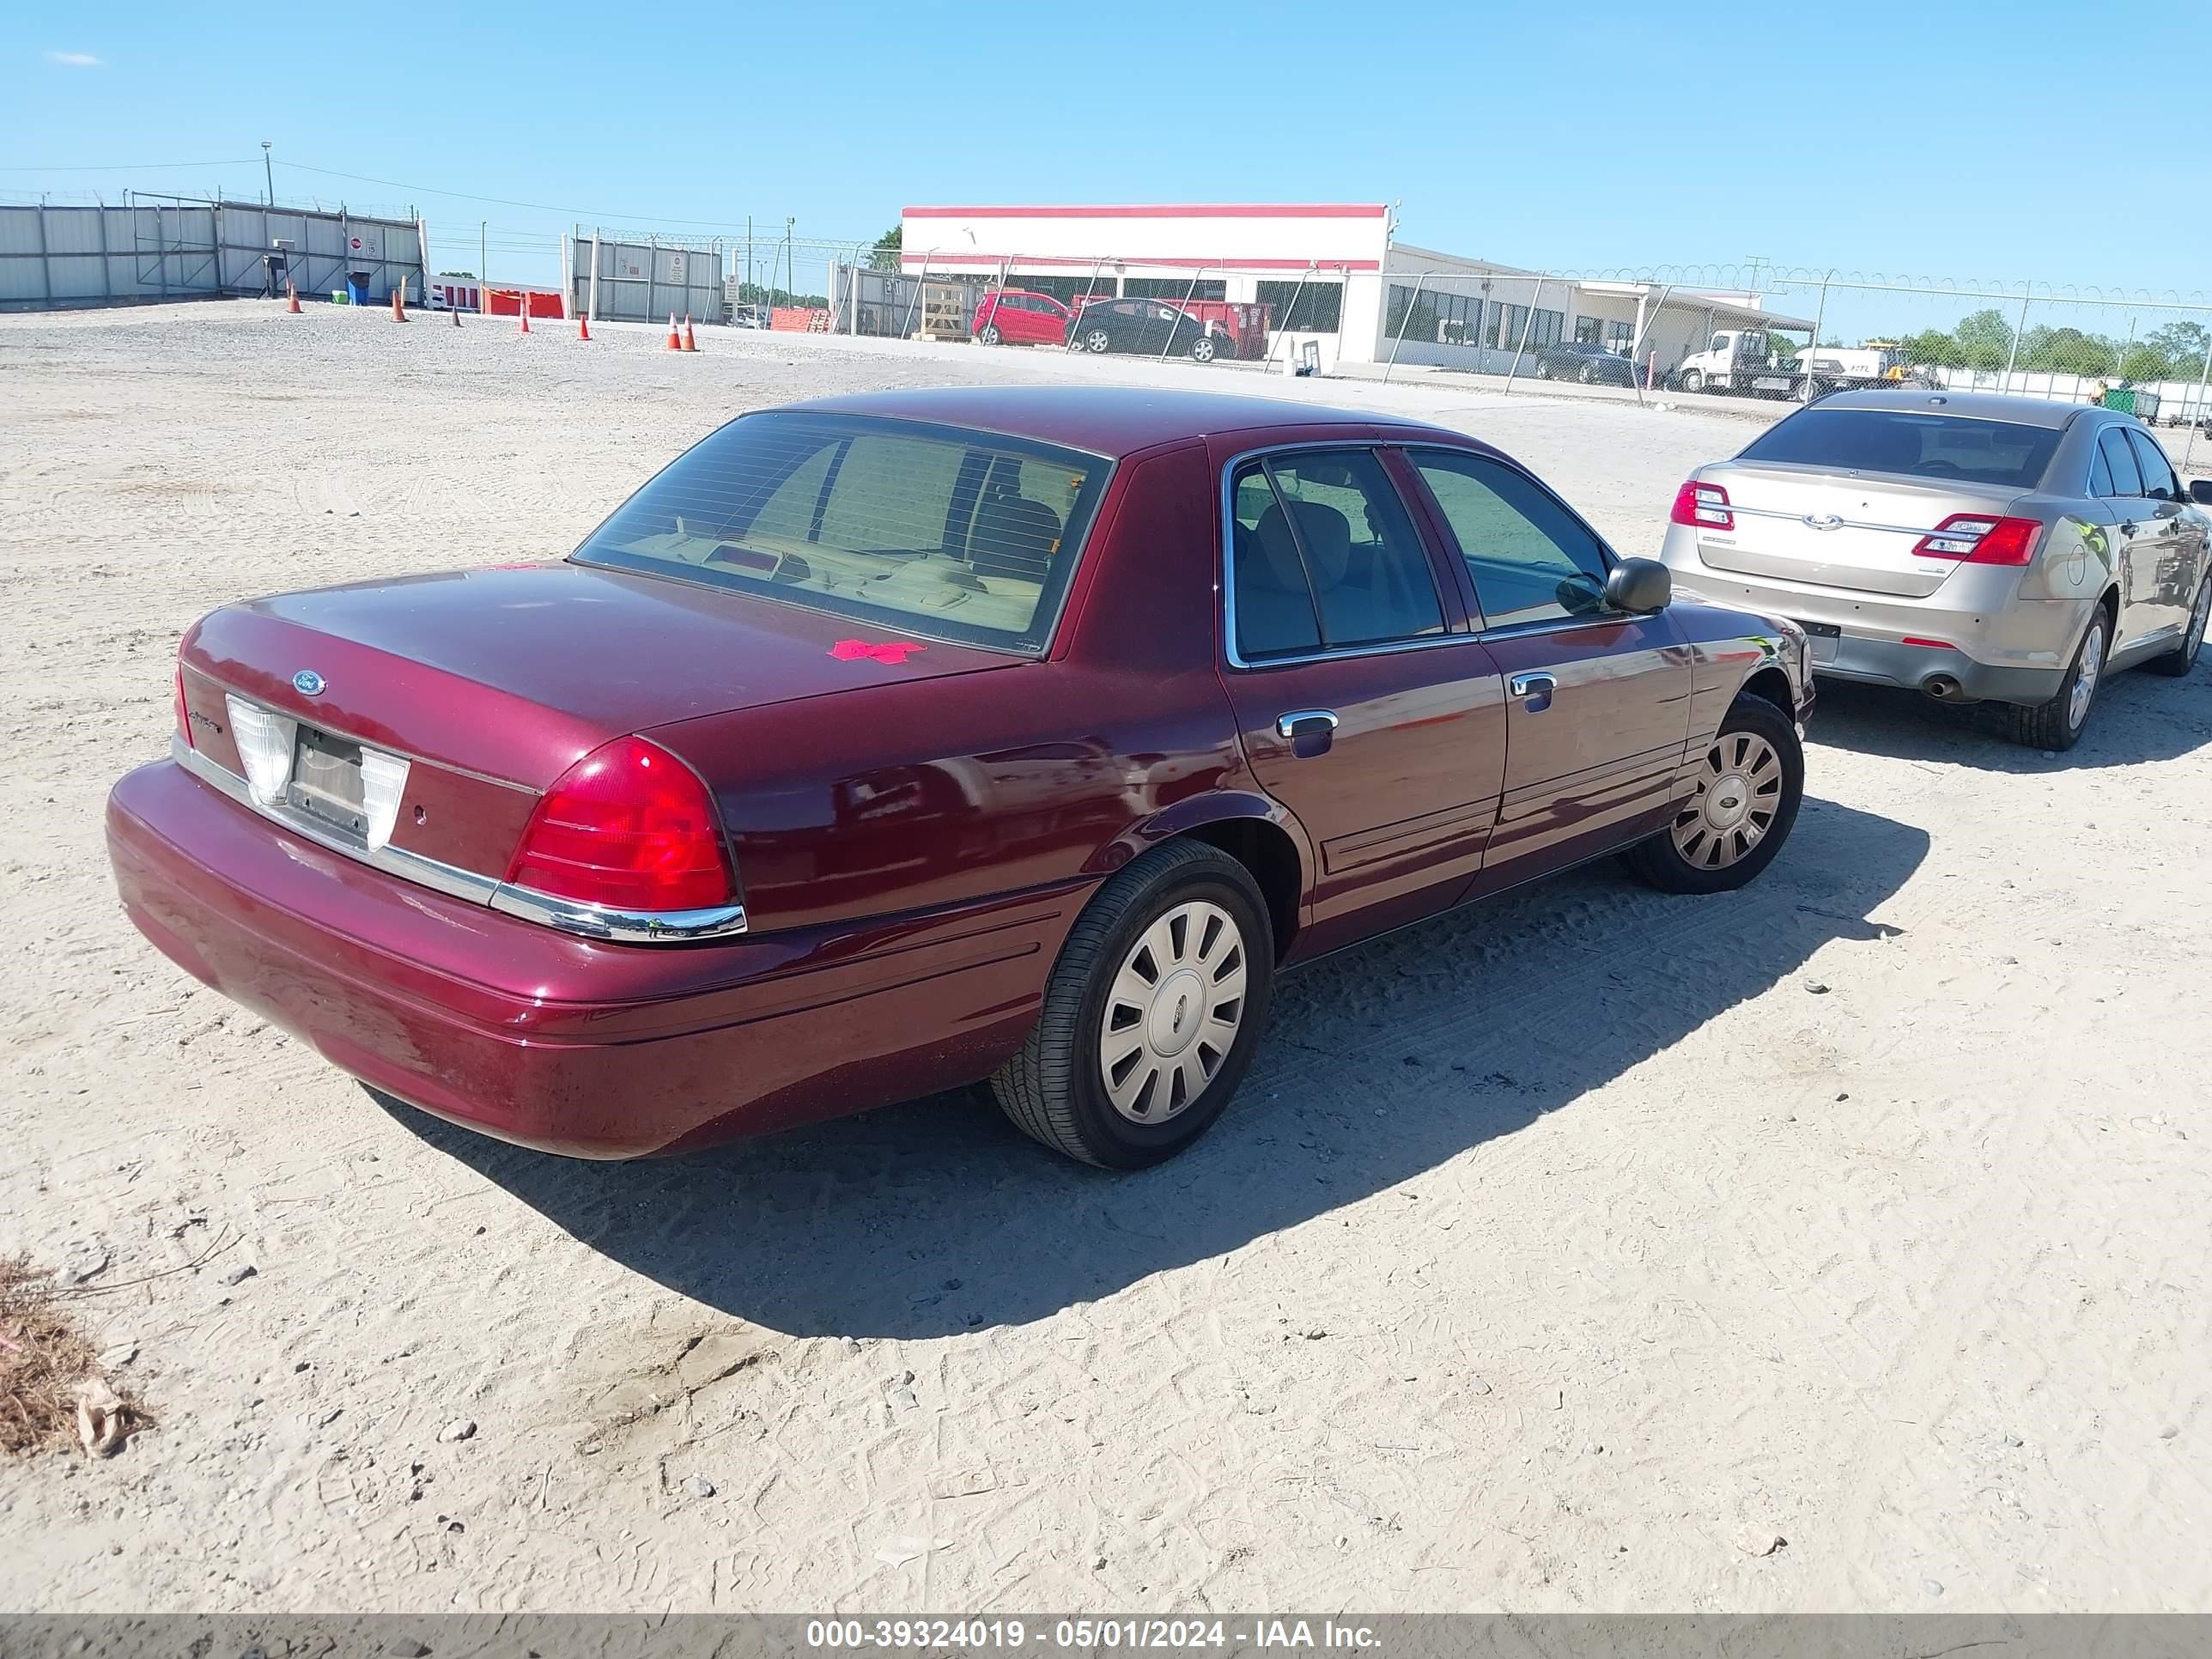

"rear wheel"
[2006,606,2108,750]
[978,323,1001,346]
[2145,579,2209,677]
[1624,695,1802,894]
[991,842,1274,1168]
[1534,360,1553,379]
[1083,327,1112,353]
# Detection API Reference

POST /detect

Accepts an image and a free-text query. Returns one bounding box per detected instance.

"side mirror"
[1605,556,1672,614]
[2189,479,2212,507]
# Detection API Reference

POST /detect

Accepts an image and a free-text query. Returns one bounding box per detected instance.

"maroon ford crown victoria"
[107,386,1814,1169]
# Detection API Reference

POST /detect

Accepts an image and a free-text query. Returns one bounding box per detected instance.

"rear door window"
[2098,428,2144,497]
[1740,409,2063,489]
[1229,449,1445,660]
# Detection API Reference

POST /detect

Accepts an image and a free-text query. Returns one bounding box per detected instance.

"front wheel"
[1188,334,1218,363]
[2006,606,2108,750]
[1623,695,1802,894]
[992,842,1274,1168]
[1680,369,1705,394]
[2145,579,2209,678]
[1577,363,1596,385]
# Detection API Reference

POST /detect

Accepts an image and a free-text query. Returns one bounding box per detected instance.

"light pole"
[261,141,273,208]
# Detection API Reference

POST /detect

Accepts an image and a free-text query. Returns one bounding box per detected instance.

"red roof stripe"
[903,204,1389,221]
[901,253,1380,271]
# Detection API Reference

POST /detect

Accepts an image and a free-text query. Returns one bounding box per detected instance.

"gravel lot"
[3,301,2208,1613]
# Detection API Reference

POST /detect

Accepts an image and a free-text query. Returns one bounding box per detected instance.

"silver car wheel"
[1671,732,1784,870]
[2069,618,2106,731]
[1085,328,1111,353]
[2189,582,2210,658]
[1099,900,1246,1124]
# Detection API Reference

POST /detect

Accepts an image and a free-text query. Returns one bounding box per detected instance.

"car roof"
[1808,388,2089,429]
[780,385,1472,458]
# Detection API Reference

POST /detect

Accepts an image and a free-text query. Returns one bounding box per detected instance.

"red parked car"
[107,387,1814,1169]
[973,289,1073,347]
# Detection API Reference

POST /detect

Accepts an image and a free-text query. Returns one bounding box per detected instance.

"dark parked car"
[1072,298,1224,362]
[1531,340,1638,386]
[107,387,1813,1170]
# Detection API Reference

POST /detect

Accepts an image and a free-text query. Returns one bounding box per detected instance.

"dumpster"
[345,271,372,307]
[2103,386,2162,421]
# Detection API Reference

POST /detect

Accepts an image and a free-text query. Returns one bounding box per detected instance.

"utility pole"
[480,222,488,302]
[261,141,273,207]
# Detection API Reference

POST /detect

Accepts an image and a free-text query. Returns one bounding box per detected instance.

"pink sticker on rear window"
[830,639,927,664]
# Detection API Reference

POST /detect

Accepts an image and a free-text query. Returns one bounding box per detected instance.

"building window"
[1574,316,1602,344]
[1123,277,1226,301]
[1256,279,1344,333]
[1386,287,1481,347]
[1528,308,1564,349]
[1485,304,1522,349]
[1607,319,1635,352]
[1009,274,1116,305]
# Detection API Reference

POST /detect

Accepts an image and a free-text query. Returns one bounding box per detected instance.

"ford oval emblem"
[1804,514,1844,532]
[292,669,326,697]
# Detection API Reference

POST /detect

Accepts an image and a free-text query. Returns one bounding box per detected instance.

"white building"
[898,203,1812,376]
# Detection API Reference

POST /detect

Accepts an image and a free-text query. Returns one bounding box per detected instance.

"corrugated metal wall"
[566,234,726,325]
[0,200,425,312]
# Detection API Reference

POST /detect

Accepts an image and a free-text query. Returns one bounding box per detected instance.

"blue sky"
[6,0,2204,308]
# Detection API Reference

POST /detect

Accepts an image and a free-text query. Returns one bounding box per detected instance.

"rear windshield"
[1741,409,2062,489]
[572,412,1110,653]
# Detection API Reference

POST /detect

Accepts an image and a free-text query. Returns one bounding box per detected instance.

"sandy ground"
[2,301,2209,1615]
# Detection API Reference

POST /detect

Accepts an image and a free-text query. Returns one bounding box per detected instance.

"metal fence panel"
[567,233,725,325]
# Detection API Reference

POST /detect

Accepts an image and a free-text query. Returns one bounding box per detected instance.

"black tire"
[1188,334,1218,363]
[978,324,1001,346]
[1680,369,1705,394]
[1577,363,1596,385]
[990,841,1274,1169]
[2145,578,2209,678]
[2005,603,2110,750]
[1083,328,1112,354]
[1534,360,1553,379]
[1623,693,1803,895]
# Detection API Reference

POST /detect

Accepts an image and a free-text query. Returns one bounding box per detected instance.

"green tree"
[1901,327,1960,367]
[2147,319,2210,378]
[1953,308,2014,371]
[2018,325,2118,376]
[2118,344,2170,383]
[868,226,902,272]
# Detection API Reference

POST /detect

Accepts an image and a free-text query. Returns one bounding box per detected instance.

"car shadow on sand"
[382,796,1925,1340]
[1808,670,2212,769]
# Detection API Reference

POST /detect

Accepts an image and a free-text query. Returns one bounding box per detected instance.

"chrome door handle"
[1509,672,1557,698]
[1275,709,1340,738]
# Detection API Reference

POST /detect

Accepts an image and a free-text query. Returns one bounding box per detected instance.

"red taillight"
[1670,479,1733,530]
[1911,514,2042,566]
[506,736,733,914]
[174,664,193,748]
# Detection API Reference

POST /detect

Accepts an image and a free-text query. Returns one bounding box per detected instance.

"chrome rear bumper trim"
[170,736,747,945]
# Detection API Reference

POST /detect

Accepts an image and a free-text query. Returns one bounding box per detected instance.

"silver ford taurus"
[1658,389,2212,749]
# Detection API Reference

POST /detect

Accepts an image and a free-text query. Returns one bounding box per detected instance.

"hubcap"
[2189,584,2209,656]
[1671,732,1784,869]
[1100,901,1246,1123]
[2069,621,2105,729]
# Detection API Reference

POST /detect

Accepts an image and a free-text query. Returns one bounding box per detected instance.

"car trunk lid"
[1689,461,2025,599]
[183,562,1018,793]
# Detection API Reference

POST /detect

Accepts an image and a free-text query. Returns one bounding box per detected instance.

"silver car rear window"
[1741,410,2063,489]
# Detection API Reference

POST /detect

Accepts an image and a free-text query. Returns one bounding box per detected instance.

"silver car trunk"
[1691,461,2025,599]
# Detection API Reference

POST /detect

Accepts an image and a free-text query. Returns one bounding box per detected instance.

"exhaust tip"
[1922,675,1963,701]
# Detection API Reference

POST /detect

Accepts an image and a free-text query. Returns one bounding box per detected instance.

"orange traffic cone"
[285,282,301,314]
[665,312,682,351]
[518,298,531,335]
[578,313,591,342]
[683,315,700,353]
[391,285,407,323]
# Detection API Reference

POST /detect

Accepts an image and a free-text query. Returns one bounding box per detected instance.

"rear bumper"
[106,759,1076,1158]
[1663,541,2085,707]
